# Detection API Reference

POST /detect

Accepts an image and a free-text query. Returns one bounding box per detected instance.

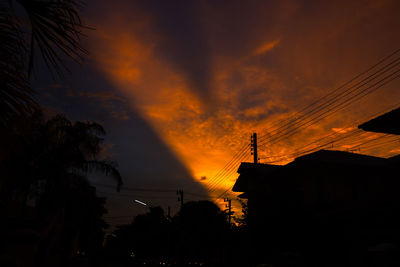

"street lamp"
[134,199,147,206]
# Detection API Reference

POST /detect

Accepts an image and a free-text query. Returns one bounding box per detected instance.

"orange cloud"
[254,39,280,55]
[86,0,400,215]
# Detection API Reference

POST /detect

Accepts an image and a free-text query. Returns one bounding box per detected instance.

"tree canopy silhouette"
[104,201,231,265]
[0,111,121,266]
[172,200,230,263]
[105,206,170,264]
[1,111,121,199]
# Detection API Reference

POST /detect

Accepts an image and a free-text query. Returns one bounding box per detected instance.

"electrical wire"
[258,65,400,149]
[259,102,400,164]
[207,146,251,193]
[204,143,250,189]
[257,49,400,144]
[93,182,176,193]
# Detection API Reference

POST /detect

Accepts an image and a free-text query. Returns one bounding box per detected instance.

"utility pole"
[177,189,184,207]
[224,198,232,225]
[251,132,258,164]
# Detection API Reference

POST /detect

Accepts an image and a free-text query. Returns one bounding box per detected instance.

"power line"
[261,130,397,165]
[258,61,400,149]
[257,49,400,143]
[256,54,400,149]
[257,49,400,144]
[212,51,400,206]
[204,143,250,189]
[94,182,176,193]
[97,191,178,200]
[258,72,400,157]
[198,51,400,198]
[96,189,212,201]
[208,147,252,197]
[261,130,363,164]
[208,146,251,193]
[258,129,362,159]
[259,102,400,164]
[359,137,400,152]
[207,147,249,191]
[348,134,392,149]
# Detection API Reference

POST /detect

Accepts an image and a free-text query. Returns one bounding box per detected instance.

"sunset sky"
[35,0,400,226]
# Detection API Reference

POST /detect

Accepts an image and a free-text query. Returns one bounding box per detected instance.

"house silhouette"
[233,150,400,265]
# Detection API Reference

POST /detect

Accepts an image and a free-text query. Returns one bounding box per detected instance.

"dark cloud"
[132,1,213,104]
[33,61,209,224]
[68,0,400,217]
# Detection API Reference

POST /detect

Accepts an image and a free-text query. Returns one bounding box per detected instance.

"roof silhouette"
[233,162,282,193]
[289,149,387,166]
[233,149,390,195]
[358,107,400,135]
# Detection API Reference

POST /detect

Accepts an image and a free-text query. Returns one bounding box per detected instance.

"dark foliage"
[0,0,87,127]
[0,5,37,126]
[0,111,120,266]
[104,201,240,267]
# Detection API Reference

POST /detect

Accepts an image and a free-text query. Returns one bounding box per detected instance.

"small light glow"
[134,199,147,206]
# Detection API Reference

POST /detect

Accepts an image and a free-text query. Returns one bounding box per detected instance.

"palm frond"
[0,5,38,127]
[75,121,106,136]
[16,0,88,76]
[84,160,122,192]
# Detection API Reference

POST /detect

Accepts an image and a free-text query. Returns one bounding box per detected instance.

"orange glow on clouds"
[255,39,281,55]
[87,0,400,213]
[90,28,239,192]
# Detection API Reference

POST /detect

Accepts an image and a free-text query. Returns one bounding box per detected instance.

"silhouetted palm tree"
[15,0,87,74]
[35,113,122,191]
[0,5,36,126]
[0,112,121,213]
[32,114,121,265]
[0,0,86,126]
[0,111,121,266]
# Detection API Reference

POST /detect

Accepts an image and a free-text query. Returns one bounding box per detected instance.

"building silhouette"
[358,107,400,135]
[233,107,400,266]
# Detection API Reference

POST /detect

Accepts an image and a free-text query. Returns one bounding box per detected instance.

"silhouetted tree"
[234,198,248,228]
[0,111,121,210]
[104,201,233,266]
[105,206,170,264]
[0,0,87,126]
[0,111,120,266]
[131,207,170,260]
[35,177,109,267]
[0,5,36,126]
[230,199,252,267]
[172,200,230,264]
